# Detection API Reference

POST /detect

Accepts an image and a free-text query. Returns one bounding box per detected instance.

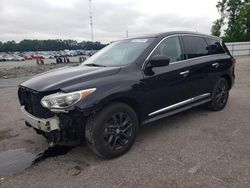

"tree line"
[0,39,107,52]
[211,0,250,42]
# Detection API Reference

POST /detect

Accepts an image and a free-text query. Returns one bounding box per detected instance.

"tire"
[85,102,139,159]
[206,78,229,111]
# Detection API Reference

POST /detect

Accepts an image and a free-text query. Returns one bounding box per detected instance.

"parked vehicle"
[40,52,54,59]
[84,50,98,56]
[32,53,44,59]
[18,31,235,159]
[21,52,34,60]
[22,55,33,60]
[13,55,25,61]
[2,54,15,61]
[0,55,5,62]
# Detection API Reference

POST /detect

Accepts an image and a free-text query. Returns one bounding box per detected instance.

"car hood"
[21,65,121,92]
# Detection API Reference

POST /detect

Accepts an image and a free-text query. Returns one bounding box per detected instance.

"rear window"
[205,38,225,55]
[182,36,209,59]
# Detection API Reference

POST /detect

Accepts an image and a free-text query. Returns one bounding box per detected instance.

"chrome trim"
[179,70,190,76]
[168,54,228,66]
[148,93,211,116]
[142,33,226,70]
[212,62,220,68]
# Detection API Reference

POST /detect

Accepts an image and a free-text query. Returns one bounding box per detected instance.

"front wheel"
[85,102,138,159]
[206,78,229,111]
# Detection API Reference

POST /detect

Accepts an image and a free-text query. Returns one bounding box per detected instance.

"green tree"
[211,0,227,37]
[212,0,250,42]
[238,0,250,41]
[223,0,244,41]
[0,42,2,52]
[0,39,107,52]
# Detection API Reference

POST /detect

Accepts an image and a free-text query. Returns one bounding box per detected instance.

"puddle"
[0,145,74,176]
[0,149,34,176]
[34,145,74,163]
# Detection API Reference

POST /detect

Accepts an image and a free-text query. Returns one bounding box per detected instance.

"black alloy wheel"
[103,112,133,151]
[85,102,138,159]
[207,78,229,111]
[214,81,228,107]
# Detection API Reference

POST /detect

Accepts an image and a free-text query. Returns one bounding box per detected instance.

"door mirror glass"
[148,55,170,68]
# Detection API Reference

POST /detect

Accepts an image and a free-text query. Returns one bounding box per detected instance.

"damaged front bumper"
[21,106,60,132]
[20,106,86,145]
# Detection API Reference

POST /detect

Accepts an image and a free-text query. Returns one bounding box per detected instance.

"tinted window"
[152,36,183,63]
[205,38,225,55]
[182,36,209,59]
[221,42,231,55]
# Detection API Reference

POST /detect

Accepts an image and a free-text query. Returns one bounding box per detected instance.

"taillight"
[232,57,236,64]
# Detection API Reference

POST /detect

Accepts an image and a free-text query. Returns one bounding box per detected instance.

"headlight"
[41,88,96,110]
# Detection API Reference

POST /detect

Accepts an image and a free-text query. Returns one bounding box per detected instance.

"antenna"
[89,0,94,50]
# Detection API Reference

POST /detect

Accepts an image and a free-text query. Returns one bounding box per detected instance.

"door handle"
[212,62,220,68]
[179,70,190,77]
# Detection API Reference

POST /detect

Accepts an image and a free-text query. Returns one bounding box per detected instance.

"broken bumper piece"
[21,106,60,132]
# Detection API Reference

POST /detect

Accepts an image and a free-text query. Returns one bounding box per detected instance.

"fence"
[225,42,250,56]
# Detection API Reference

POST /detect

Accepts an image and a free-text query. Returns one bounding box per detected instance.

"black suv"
[18,31,235,159]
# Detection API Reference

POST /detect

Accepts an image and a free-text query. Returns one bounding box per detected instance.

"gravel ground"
[0,57,249,188]
[0,56,82,79]
[0,63,79,79]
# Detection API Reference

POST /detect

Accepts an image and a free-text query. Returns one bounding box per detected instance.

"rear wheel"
[206,78,229,111]
[85,102,138,159]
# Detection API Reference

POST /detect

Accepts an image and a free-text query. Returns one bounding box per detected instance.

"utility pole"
[89,0,94,51]
[126,30,129,38]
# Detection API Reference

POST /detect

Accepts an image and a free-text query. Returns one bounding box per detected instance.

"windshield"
[82,38,153,67]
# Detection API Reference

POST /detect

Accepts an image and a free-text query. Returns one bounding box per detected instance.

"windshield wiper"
[85,63,106,67]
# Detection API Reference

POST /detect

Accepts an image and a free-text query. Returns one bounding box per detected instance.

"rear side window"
[152,36,183,63]
[182,36,209,59]
[205,38,225,55]
[222,42,231,55]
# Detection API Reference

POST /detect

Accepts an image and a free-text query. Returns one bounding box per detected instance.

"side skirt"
[142,98,211,125]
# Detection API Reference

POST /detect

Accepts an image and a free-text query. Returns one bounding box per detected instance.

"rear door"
[181,36,215,96]
[181,36,232,97]
[204,38,232,87]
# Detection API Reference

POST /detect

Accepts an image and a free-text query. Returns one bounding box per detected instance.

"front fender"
[74,77,145,117]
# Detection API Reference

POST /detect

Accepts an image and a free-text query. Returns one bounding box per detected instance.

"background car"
[13,55,25,61]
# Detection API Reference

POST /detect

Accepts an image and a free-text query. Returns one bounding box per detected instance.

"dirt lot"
[0,57,250,188]
[0,56,82,79]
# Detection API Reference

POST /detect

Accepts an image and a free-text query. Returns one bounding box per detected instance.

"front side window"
[182,36,209,59]
[82,38,153,67]
[151,36,183,63]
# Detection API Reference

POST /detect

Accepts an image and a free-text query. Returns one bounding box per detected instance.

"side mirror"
[147,55,170,68]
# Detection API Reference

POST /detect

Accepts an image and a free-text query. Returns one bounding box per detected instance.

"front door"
[142,36,193,117]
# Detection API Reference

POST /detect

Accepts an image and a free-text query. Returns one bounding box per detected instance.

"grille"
[18,86,54,118]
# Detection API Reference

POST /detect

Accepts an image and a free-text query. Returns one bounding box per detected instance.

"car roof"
[127,31,221,40]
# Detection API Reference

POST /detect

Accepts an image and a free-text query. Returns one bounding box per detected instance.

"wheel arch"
[98,97,142,124]
[221,74,232,89]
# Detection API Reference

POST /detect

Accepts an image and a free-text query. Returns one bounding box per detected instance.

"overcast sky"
[0,0,219,43]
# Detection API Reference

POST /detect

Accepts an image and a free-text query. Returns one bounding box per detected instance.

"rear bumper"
[21,106,60,132]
